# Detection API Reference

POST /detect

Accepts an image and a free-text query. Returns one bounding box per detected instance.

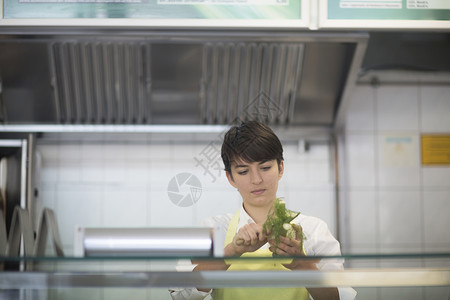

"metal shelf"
[0,268,449,289]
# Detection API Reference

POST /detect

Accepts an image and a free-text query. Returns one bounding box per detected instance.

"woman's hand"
[268,223,318,270]
[268,223,304,255]
[225,222,267,256]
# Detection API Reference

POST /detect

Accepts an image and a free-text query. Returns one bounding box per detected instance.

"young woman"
[170,121,356,300]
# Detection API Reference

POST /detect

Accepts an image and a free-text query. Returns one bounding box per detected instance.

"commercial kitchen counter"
[1,253,449,289]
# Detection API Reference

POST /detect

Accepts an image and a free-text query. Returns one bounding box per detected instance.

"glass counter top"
[0,253,449,289]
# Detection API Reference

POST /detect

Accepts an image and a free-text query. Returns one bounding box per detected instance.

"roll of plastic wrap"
[83,228,213,257]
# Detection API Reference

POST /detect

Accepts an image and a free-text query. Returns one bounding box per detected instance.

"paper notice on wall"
[407,0,450,9]
[20,0,141,3]
[339,0,450,10]
[158,0,289,4]
[340,0,401,9]
[381,135,417,167]
[421,135,450,166]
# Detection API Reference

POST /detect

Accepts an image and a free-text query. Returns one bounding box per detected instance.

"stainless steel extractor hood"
[0,30,368,128]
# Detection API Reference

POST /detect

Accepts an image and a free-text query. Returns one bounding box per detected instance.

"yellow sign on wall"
[421,135,450,165]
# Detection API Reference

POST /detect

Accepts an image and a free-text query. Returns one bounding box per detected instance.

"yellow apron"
[213,210,309,300]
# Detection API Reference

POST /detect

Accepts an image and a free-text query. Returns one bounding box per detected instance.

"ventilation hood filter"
[201,42,303,125]
[0,31,368,129]
[50,41,152,125]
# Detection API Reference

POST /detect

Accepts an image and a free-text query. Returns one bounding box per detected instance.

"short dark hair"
[221,120,284,174]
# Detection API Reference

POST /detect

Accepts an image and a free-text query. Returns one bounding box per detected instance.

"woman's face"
[226,159,284,211]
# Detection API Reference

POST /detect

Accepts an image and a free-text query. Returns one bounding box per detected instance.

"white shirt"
[169,207,357,300]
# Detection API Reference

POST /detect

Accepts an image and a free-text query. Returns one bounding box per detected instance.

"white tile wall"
[420,86,450,132]
[352,287,378,300]
[424,287,450,300]
[36,138,336,256]
[348,190,377,248]
[345,134,376,188]
[102,187,148,227]
[342,77,450,300]
[50,288,102,300]
[422,167,450,187]
[345,85,375,131]
[54,184,103,247]
[376,86,420,131]
[423,190,450,249]
[379,287,423,300]
[378,190,422,250]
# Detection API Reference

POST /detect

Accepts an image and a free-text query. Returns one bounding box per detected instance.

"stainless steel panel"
[83,227,213,257]
[0,41,56,123]
[0,31,370,127]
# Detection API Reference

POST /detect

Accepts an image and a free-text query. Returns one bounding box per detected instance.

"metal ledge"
[0,268,449,289]
[0,124,333,143]
[0,124,229,133]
